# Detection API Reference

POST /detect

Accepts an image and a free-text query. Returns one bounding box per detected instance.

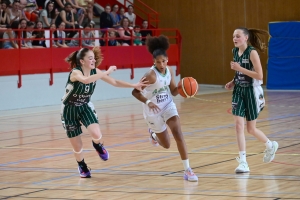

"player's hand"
[107,65,117,75]
[148,102,160,113]
[225,80,235,90]
[133,77,149,91]
[230,61,242,71]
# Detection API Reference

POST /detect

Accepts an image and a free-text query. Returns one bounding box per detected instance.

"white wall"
[0,66,180,111]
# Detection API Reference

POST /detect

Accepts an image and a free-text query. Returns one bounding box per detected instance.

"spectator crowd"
[0,0,153,49]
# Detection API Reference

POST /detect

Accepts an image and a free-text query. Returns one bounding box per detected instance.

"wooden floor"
[1,88,300,200]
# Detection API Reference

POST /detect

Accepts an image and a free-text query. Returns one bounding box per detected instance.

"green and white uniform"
[61,66,98,138]
[231,46,265,121]
[142,66,178,133]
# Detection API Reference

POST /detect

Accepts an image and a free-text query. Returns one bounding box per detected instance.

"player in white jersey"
[132,35,198,182]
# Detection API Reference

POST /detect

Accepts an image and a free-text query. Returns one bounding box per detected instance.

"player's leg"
[81,102,109,161]
[245,86,278,163]
[164,103,198,182]
[61,104,91,178]
[232,86,249,173]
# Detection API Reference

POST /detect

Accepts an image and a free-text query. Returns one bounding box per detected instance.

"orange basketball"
[177,77,199,98]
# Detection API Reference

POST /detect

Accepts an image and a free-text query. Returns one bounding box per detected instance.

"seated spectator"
[19,18,29,48]
[39,1,58,28]
[25,21,40,48]
[68,24,94,47]
[2,20,19,49]
[140,20,152,45]
[118,17,131,46]
[133,25,142,46]
[55,2,79,39]
[53,21,68,47]
[107,30,120,46]
[24,0,39,22]
[100,4,113,30]
[0,2,10,28]
[7,1,25,25]
[32,20,45,47]
[76,0,93,26]
[110,4,120,29]
[119,7,125,21]
[49,22,57,47]
[52,0,66,11]
[66,0,85,26]
[124,5,135,27]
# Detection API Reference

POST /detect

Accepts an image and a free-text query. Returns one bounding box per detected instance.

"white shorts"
[143,102,178,133]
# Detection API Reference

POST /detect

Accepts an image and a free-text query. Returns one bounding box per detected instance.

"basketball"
[177,77,199,98]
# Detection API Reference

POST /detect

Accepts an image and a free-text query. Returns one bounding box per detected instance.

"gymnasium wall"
[0,66,180,111]
[141,0,300,85]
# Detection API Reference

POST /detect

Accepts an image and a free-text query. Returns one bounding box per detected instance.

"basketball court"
[0,87,299,199]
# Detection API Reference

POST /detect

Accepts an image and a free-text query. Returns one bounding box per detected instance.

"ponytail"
[236,27,269,52]
[65,50,79,69]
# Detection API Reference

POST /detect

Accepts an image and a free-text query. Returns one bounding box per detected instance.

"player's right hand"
[225,80,235,90]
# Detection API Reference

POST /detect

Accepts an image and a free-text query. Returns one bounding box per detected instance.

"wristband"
[145,100,151,105]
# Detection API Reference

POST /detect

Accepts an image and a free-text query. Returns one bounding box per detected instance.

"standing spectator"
[39,1,58,28]
[110,4,120,29]
[53,21,68,47]
[124,5,135,27]
[55,2,79,39]
[2,20,19,49]
[0,2,10,27]
[100,4,112,30]
[140,20,152,45]
[118,17,131,46]
[32,20,45,47]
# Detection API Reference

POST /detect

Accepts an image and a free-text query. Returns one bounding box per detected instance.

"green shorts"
[61,102,98,138]
[231,85,265,121]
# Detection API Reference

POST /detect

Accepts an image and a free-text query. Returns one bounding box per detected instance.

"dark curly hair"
[145,35,169,58]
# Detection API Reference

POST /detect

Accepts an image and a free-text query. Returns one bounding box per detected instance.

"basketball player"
[225,27,278,173]
[62,46,148,178]
[132,35,198,182]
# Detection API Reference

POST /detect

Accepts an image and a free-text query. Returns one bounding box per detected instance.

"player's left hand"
[134,77,149,91]
[107,65,117,75]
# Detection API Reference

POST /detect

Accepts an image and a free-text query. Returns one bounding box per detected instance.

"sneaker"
[263,141,279,163]
[148,129,159,147]
[94,143,109,161]
[78,165,91,178]
[184,168,198,182]
[235,157,250,173]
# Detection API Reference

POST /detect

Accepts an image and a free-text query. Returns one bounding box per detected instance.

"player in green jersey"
[62,46,148,178]
[225,28,278,173]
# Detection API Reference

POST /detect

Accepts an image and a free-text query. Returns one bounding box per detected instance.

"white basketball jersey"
[142,66,173,115]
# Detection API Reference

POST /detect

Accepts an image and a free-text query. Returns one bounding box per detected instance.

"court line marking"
[0,146,299,156]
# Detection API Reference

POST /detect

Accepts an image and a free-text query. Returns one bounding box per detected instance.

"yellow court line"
[0,146,299,156]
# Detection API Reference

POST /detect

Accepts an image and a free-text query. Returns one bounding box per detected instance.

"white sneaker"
[263,141,279,163]
[235,157,250,173]
[184,168,198,182]
[148,129,159,147]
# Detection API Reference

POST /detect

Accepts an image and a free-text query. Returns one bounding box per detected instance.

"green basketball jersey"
[233,46,255,86]
[61,66,97,106]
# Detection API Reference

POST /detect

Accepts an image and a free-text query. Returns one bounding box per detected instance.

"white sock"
[151,132,157,140]
[265,140,273,149]
[182,159,190,171]
[239,151,246,162]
